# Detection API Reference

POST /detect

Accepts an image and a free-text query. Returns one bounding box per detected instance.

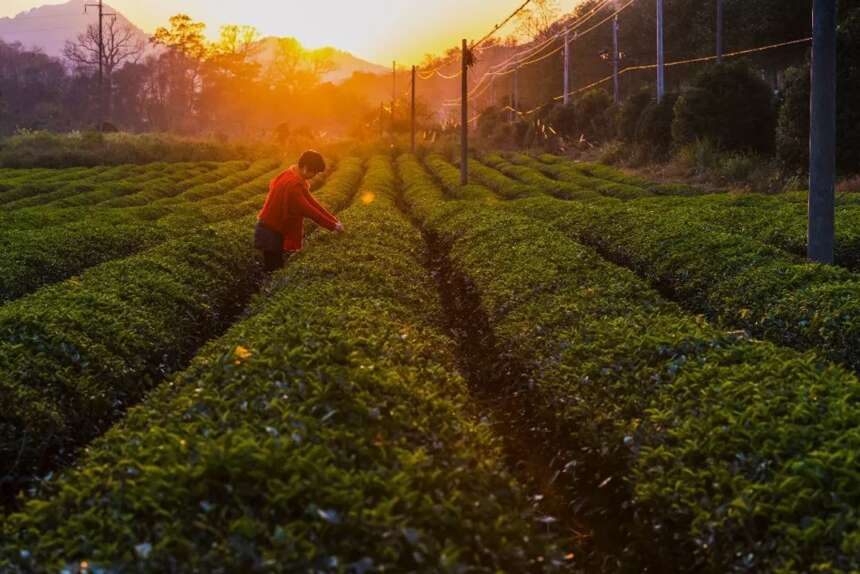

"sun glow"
[3,0,580,64]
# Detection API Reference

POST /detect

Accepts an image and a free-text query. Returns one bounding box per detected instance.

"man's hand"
[334,222,345,233]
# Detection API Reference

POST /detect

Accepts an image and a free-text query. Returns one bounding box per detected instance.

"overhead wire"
[417,0,535,81]
[487,0,613,73]
[449,0,633,105]
[552,36,813,102]
[472,0,533,49]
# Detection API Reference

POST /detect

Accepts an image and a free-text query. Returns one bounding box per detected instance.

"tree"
[63,18,145,121]
[0,40,68,134]
[266,38,334,94]
[201,25,261,135]
[151,14,208,131]
[515,0,560,41]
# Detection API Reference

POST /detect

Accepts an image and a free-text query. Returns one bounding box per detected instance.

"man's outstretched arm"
[296,188,339,230]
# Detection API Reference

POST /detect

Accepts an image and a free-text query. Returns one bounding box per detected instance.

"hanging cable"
[472,0,533,49]
[488,0,614,73]
[553,36,813,102]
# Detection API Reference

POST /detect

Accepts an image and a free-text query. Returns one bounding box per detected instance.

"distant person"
[254,150,344,272]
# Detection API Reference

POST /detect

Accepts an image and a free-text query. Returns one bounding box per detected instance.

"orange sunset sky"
[2,0,582,64]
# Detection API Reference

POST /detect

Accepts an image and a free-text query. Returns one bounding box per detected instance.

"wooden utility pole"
[491,77,496,108]
[808,0,838,263]
[411,65,416,152]
[612,14,620,104]
[514,67,520,111]
[716,0,724,63]
[460,39,469,186]
[392,61,396,133]
[656,0,665,102]
[85,0,115,130]
[563,30,571,105]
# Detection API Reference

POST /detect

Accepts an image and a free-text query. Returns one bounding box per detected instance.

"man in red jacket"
[254,150,344,272]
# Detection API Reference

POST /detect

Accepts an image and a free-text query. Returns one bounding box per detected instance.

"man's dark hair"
[298,150,326,174]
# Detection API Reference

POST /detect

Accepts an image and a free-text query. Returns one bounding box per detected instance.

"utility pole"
[808,0,837,263]
[460,39,469,186]
[612,14,620,104]
[514,67,520,112]
[411,65,416,152]
[379,102,384,138]
[656,0,665,102]
[491,77,496,109]
[563,30,571,105]
[392,61,396,134]
[85,0,115,131]
[716,0,724,63]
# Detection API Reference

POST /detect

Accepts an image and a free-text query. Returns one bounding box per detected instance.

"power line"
[463,34,814,128]
[552,36,813,102]
[419,0,625,87]
[448,0,634,106]
[487,0,618,74]
[419,67,461,80]
[472,0,532,50]
[417,0,535,80]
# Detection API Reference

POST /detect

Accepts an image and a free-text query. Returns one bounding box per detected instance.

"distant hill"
[0,0,147,58]
[0,1,389,83]
[255,37,389,84]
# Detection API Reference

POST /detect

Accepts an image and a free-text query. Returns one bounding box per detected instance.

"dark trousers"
[254,221,290,273]
[262,250,288,272]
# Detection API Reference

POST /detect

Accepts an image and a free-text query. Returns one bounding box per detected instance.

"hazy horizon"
[1,0,582,65]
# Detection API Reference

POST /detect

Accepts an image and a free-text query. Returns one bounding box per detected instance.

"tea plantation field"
[1,151,860,573]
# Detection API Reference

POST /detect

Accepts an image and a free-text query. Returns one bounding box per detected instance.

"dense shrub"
[775,65,810,171]
[549,89,615,144]
[777,8,860,173]
[672,61,776,153]
[618,88,653,142]
[635,93,679,160]
[476,104,505,139]
[513,118,532,147]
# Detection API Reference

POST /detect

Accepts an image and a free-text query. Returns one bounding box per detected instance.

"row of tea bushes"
[0,163,172,209]
[533,153,705,196]
[398,152,860,572]
[0,156,566,572]
[0,158,364,502]
[0,161,249,231]
[0,161,281,303]
[474,156,860,375]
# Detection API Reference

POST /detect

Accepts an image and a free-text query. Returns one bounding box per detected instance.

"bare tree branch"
[515,0,561,41]
[63,19,145,76]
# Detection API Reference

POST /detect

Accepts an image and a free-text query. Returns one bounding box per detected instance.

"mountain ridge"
[0,0,389,83]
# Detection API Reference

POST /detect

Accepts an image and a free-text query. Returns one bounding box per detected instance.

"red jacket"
[257,166,339,252]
